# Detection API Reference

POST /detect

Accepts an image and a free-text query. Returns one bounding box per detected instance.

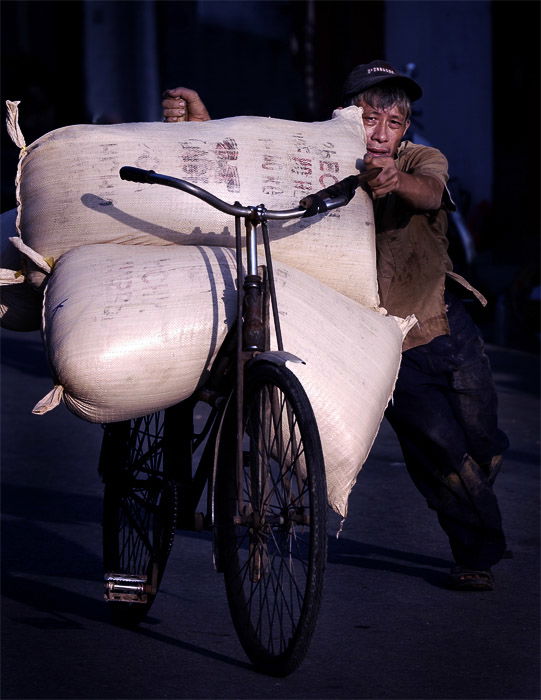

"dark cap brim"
[343,73,423,102]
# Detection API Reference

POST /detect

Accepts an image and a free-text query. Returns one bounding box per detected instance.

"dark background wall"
[1,0,539,351]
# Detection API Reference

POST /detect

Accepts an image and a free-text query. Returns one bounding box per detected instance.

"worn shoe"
[483,454,504,485]
[449,567,495,591]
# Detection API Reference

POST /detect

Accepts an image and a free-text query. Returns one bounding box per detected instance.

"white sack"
[0,208,42,331]
[37,244,414,517]
[8,101,378,307]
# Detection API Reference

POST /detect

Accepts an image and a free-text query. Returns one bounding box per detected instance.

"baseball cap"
[342,60,423,102]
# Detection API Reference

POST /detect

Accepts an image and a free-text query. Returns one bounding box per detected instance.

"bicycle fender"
[251,351,305,366]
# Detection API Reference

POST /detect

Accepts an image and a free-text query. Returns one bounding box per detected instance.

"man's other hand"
[161,88,211,122]
[364,153,444,210]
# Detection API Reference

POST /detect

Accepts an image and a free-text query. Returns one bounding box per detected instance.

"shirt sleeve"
[397,142,449,187]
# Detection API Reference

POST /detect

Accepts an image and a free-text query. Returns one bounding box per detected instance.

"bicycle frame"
[103,165,364,669]
[117,166,360,536]
[156,208,304,538]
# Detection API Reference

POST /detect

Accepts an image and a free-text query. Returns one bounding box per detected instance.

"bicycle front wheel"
[100,411,177,626]
[215,361,327,676]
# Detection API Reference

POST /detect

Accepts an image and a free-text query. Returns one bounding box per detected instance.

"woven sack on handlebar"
[7,102,379,308]
[36,243,414,518]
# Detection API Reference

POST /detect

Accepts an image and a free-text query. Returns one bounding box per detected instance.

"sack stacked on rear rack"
[6,101,378,307]
[0,208,41,331]
[35,243,414,517]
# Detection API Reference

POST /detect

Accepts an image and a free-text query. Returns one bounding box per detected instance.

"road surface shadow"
[2,572,251,671]
[0,330,50,377]
[328,536,453,588]
[1,482,101,524]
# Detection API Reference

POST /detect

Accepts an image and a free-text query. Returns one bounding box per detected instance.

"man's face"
[359,99,410,158]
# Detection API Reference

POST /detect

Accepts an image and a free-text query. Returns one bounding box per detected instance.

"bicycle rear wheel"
[215,360,327,676]
[100,411,177,625]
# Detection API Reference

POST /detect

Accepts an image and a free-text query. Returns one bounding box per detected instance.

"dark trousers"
[385,289,509,570]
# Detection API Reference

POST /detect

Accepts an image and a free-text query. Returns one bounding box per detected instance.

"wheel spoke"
[216,362,326,675]
[101,410,178,623]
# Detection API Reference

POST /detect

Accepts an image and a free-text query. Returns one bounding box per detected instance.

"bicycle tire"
[100,411,178,626]
[215,361,327,676]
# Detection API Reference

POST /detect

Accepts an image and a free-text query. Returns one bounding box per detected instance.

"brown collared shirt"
[373,141,485,351]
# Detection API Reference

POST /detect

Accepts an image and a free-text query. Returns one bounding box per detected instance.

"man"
[161,61,509,591]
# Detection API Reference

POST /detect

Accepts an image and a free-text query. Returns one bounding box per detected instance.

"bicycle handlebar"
[120,166,257,218]
[119,166,375,220]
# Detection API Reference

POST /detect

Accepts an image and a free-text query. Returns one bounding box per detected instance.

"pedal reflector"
[104,573,149,604]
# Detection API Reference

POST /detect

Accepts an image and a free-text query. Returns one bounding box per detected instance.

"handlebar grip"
[299,174,360,216]
[299,168,383,216]
[119,166,157,184]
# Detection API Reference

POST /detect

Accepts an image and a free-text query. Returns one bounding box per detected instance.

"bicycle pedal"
[104,573,150,604]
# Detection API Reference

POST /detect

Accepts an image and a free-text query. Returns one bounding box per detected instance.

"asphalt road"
[1,328,539,699]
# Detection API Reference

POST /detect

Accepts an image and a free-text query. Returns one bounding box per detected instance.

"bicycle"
[98,165,376,676]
